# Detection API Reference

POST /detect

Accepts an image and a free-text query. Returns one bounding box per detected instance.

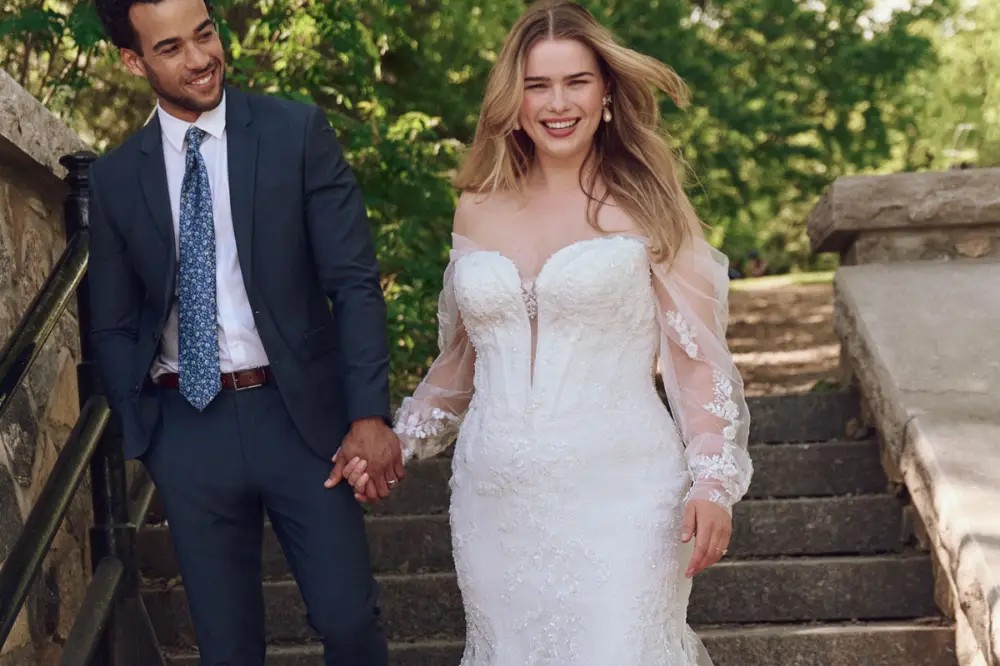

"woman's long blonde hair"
[454,1,701,262]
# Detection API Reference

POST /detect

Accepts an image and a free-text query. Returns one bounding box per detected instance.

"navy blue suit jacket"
[87,86,391,460]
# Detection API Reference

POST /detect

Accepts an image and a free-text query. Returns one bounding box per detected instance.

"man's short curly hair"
[94,0,214,52]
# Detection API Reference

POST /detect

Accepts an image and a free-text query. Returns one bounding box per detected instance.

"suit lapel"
[226,88,259,293]
[138,116,175,255]
[138,116,177,307]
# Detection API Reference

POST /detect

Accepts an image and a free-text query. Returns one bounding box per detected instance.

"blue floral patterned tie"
[178,126,220,411]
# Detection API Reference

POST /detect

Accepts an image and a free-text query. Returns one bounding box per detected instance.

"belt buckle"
[231,370,263,392]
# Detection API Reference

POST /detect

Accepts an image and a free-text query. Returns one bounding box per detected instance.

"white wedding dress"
[394,230,752,665]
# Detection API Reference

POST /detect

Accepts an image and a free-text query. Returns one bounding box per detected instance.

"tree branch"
[36,43,63,101]
[18,34,34,88]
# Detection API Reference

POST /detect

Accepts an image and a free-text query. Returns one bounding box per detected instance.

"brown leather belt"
[155,366,272,391]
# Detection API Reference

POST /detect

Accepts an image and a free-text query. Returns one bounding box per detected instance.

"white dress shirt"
[151,94,270,379]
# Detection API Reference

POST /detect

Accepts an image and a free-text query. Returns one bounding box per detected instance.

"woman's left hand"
[681,499,732,578]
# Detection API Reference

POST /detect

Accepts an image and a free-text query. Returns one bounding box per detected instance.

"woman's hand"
[326,418,405,501]
[342,456,373,503]
[681,499,732,577]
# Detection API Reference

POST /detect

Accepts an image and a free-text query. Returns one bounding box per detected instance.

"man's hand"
[681,499,732,578]
[325,417,404,501]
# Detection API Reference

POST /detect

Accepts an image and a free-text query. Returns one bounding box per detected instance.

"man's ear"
[121,48,146,78]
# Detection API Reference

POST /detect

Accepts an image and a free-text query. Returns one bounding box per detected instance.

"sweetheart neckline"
[454,234,647,390]
[455,234,646,285]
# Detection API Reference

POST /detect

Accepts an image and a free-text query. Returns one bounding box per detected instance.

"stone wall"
[808,167,1000,264]
[0,69,92,665]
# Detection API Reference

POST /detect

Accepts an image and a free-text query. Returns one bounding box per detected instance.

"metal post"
[61,152,164,666]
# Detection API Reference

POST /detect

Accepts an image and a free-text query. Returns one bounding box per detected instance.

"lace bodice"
[394,232,752,511]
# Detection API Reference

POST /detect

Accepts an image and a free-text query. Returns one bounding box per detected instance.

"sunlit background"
[1,0,995,397]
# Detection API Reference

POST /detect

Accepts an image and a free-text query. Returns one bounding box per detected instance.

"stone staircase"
[141,391,957,665]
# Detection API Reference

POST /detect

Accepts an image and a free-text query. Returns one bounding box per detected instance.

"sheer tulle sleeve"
[393,234,477,462]
[651,233,753,513]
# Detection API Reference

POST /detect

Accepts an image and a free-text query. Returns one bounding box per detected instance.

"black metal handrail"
[59,557,125,666]
[0,230,88,421]
[127,471,157,532]
[0,397,110,643]
[0,151,163,665]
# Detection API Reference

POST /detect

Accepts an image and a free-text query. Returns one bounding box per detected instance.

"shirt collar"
[157,92,227,152]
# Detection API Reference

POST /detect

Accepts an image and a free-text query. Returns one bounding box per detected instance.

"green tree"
[1,0,471,399]
[577,0,953,271]
[905,0,1000,168]
[1,0,957,395]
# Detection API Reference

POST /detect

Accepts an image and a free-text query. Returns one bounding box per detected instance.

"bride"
[339,2,752,663]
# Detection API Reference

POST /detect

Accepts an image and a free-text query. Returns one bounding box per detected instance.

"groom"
[89,0,405,663]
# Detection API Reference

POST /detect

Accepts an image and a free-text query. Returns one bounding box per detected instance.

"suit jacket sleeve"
[88,161,143,413]
[301,106,391,424]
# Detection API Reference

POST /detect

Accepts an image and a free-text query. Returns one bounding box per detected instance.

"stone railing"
[809,169,1000,666]
[0,69,90,666]
[808,168,1000,264]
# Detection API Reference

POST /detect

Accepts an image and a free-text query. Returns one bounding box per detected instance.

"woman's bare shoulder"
[454,189,522,235]
[597,197,642,236]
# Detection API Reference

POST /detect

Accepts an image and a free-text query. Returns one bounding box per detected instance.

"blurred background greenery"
[2,0,996,398]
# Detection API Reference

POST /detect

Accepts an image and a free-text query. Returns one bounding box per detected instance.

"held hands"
[326,417,405,503]
[342,457,381,504]
[681,499,732,578]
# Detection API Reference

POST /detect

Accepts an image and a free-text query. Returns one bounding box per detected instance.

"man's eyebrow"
[152,19,214,51]
[152,36,180,52]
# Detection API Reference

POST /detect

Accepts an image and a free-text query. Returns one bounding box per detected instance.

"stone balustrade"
[809,168,1000,666]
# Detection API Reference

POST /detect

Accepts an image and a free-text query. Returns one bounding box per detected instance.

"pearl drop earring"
[602,95,613,123]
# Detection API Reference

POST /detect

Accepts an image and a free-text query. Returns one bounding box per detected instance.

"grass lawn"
[731,271,835,292]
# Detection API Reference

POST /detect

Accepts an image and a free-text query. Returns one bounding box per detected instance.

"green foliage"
[0,0,958,395]
[575,0,953,272]
[209,0,469,397]
[905,0,1000,169]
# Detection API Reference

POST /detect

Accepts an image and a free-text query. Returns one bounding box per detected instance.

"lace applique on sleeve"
[650,233,753,513]
[393,234,477,462]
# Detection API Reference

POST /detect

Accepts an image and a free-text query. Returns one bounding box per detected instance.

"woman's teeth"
[542,119,579,129]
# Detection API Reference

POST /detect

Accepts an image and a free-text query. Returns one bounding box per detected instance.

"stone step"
[163,621,956,666]
[143,395,873,524]
[139,494,907,580]
[690,554,937,624]
[746,391,861,443]
[388,388,860,453]
[163,641,466,665]
[424,392,862,449]
[367,439,887,517]
[744,439,887,499]
[145,438,887,523]
[139,515,453,580]
[699,620,957,666]
[730,494,906,557]
[145,554,938,646]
